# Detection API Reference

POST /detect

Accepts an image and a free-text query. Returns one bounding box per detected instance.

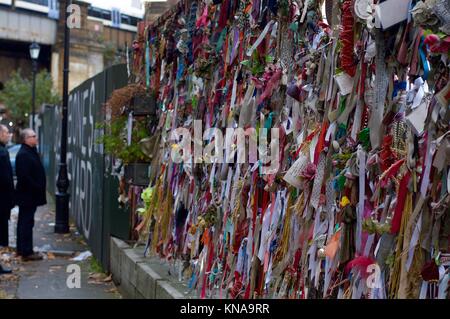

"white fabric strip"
[323,258,332,298]
[257,204,273,262]
[300,0,311,23]
[357,146,366,253]
[364,234,375,257]
[406,213,423,271]
[209,160,216,195]
[308,242,317,283]
[223,167,233,213]
[438,271,449,299]
[246,21,275,57]
[420,139,437,198]
[419,281,428,299]
[325,121,337,142]
[229,70,239,114]
[351,99,363,141]
[246,220,253,278]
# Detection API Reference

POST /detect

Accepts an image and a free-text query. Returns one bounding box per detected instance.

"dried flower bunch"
[105,83,147,119]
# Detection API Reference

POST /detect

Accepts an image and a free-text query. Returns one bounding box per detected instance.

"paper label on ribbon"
[334,73,354,96]
[375,0,410,30]
[283,153,309,188]
[405,96,431,136]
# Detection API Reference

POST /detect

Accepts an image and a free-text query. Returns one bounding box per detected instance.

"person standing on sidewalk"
[15,128,46,261]
[0,124,14,274]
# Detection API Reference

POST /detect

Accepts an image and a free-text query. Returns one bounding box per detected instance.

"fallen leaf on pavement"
[0,274,19,282]
[103,275,112,282]
[105,287,118,293]
[88,273,106,281]
[0,290,13,299]
[0,247,14,254]
[49,266,62,272]
[47,252,56,260]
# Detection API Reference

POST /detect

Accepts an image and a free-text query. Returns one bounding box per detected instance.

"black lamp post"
[29,42,40,130]
[55,0,71,234]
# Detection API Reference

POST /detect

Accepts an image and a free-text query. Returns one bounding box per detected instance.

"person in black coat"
[0,124,14,273]
[15,128,46,261]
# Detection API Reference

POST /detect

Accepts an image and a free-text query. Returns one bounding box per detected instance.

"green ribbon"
[216,27,228,53]
[358,127,370,149]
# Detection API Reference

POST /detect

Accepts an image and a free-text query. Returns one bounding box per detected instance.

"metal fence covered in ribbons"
[124,0,449,299]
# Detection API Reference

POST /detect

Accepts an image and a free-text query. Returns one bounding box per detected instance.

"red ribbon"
[314,120,329,165]
[339,1,356,77]
[390,171,411,234]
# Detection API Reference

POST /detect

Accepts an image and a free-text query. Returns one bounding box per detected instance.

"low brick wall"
[110,237,193,299]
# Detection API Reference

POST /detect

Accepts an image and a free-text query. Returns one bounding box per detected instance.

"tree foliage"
[0,69,60,125]
[96,116,150,164]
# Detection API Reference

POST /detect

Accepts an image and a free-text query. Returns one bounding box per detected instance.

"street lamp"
[55,0,71,234]
[29,42,40,130]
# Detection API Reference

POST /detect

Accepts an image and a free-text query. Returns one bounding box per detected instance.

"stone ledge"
[156,280,185,299]
[136,262,163,298]
[110,236,195,299]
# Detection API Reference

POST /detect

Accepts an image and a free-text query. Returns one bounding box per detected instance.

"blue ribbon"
[177,57,184,84]
[264,112,274,129]
[393,81,407,98]
[145,40,150,88]
[419,35,430,81]
[188,273,197,289]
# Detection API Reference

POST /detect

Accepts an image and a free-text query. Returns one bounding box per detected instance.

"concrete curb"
[110,237,191,299]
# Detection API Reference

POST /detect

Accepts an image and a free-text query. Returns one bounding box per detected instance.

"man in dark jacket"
[0,124,14,273]
[15,128,46,261]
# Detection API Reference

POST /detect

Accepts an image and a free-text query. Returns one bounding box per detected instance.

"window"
[48,0,58,19]
[130,16,140,27]
[22,0,48,5]
[121,14,131,25]
[111,8,121,28]
[102,9,111,21]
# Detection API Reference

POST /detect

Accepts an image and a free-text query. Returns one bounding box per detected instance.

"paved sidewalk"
[0,205,121,299]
